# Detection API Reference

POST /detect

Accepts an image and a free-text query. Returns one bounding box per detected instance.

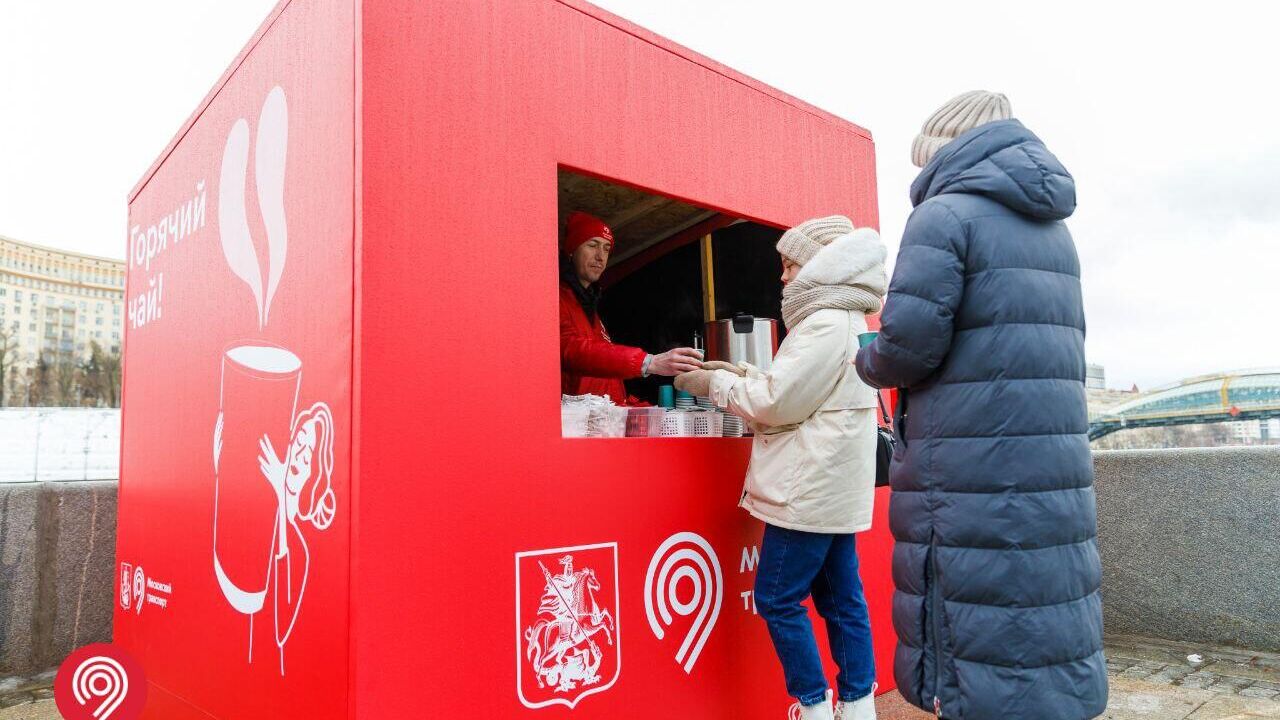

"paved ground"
[876,679,1280,719]
[873,634,1280,720]
[5,635,1279,719]
[0,672,53,719]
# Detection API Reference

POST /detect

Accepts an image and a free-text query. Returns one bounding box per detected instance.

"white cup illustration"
[213,345,302,614]
[212,344,335,673]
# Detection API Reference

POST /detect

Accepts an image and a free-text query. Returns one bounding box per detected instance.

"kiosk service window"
[557,169,785,438]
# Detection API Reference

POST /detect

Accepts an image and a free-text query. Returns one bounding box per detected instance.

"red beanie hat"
[562,212,613,255]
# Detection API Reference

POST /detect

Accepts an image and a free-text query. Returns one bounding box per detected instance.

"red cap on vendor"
[562,212,614,254]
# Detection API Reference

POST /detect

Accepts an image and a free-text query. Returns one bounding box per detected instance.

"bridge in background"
[1089,368,1280,440]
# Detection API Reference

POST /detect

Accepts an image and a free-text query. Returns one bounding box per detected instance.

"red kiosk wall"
[118,0,353,717]
[356,1,892,718]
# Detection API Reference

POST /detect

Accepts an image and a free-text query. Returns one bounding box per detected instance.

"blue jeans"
[755,523,876,706]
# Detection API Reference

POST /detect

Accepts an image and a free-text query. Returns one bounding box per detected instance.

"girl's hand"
[674,369,714,397]
[701,360,746,377]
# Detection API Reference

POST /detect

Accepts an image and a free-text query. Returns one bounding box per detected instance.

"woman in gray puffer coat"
[855,92,1107,720]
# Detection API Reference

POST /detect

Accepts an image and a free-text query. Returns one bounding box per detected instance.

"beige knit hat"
[776,215,855,266]
[912,91,1012,168]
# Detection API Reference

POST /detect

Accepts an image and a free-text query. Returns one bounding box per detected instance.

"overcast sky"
[1,1,1275,390]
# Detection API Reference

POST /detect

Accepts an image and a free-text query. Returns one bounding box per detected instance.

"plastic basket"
[561,406,590,437]
[659,411,685,437]
[562,405,627,437]
[659,410,723,437]
[689,412,723,437]
[588,405,627,437]
[625,407,667,437]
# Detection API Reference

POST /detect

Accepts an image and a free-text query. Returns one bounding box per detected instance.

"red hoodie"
[559,280,647,405]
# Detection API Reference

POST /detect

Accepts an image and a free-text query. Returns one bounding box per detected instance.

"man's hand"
[648,347,703,376]
[674,369,714,397]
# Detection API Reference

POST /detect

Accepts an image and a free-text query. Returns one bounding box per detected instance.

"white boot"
[834,683,877,720]
[788,690,834,720]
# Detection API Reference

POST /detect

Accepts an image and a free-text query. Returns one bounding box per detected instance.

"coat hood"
[793,227,888,294]
[909,119,1076,220]
[781,227,887,330]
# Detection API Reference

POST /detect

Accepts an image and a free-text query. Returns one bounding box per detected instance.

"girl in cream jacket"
[677,216,887,720]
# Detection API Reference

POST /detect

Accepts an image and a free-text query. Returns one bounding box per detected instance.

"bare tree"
[99,345,121,408]
[80,341,122,408]
[29,355,51,407]
[0,327,16,407]
[80,342,102,406]
[53,356,79,407]
[7,369,28,408]
[1205,421,1236,447]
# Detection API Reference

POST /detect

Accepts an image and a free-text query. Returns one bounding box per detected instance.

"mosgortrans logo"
[644,532,723,674]
[54,643,146,720]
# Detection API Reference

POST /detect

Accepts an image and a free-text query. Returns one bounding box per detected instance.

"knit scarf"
[781,281,882,331]
[778,227,888,330]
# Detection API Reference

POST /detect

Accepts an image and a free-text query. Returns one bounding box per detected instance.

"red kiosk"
[117,0,893,716]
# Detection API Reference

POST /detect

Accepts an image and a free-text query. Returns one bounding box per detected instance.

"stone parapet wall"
[0,482,116,676]
[1094,447,1280,652]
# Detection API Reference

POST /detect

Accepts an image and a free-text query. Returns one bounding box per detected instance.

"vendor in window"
[559,211,703,404]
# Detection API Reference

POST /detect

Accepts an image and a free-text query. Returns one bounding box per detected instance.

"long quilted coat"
[855,119,1107,720]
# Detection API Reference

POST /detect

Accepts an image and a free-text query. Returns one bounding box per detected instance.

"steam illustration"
[218,86,288,329]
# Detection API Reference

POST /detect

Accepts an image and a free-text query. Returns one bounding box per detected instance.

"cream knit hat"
[776,215,855,266]
[912,91,1012,168]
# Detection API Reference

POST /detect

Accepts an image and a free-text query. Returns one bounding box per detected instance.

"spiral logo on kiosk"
[54,644,146,720]
[644,532,723,673]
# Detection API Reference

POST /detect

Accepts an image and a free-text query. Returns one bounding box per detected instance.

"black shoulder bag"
[874,390,896,488]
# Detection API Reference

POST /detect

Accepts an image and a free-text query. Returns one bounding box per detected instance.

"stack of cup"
[721,413,745,437]
[659,385,675,409]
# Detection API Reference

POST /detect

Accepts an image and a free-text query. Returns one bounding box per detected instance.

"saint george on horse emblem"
[515,543,620,710]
